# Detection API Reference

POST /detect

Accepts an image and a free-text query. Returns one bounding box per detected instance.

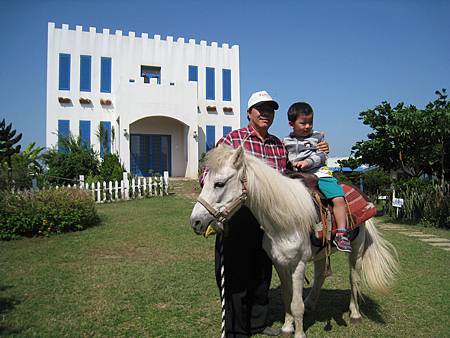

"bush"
[334,168,391,201]
[391,178,449,228]
[99,153,125,182]
[0,188,100,240]
[43,135,100,185]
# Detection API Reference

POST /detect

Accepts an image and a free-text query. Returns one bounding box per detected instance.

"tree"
[0,118,22,188]
[350,90,449,182]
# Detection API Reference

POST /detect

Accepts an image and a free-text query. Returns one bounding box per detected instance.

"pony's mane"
[206,145,318,240]
[204,145,235,173]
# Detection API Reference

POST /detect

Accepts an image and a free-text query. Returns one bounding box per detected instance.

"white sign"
[392,198,404,208]
[377,195,388,200]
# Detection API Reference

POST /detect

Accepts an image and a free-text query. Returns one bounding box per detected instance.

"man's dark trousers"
[215,207,273,338]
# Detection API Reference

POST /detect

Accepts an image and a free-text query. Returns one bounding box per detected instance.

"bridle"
[196,175,248,232]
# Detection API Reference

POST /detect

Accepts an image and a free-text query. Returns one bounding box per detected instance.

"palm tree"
[0,118,22,188]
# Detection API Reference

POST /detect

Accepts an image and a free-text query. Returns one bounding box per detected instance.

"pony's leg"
[304,257,327,312]
[291,260,307,338]
[273,262,295,334]
[348,229,365,323]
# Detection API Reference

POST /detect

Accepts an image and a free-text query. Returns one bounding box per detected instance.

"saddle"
[285,169,376,245]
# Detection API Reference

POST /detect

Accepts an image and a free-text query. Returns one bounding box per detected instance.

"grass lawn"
[1,195,449,337]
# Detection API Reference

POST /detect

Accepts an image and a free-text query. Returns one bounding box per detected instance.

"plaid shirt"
[200,125,287,185]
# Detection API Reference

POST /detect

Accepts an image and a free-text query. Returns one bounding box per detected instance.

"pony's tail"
[360,219,399,294]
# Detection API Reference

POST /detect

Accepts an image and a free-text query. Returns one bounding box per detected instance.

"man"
[201,90,285,337]
[200,90,328,337]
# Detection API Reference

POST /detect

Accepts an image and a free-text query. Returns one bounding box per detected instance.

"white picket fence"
[32,172,170,204]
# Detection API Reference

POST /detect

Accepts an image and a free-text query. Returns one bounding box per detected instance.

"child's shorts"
[318,177,345,199]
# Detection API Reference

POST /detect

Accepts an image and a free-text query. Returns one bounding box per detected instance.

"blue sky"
[1,0,449,156]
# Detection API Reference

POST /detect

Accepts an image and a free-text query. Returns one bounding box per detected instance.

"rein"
[196,176,248,231]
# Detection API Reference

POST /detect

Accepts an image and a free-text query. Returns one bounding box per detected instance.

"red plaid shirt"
[200,125,287,185]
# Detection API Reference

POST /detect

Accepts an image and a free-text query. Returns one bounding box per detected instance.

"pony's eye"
[214,182,225,189]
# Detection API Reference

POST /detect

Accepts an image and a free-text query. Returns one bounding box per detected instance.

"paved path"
[376,220,450,252]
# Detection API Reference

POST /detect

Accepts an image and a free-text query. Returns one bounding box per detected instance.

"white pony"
[190,145,399,338]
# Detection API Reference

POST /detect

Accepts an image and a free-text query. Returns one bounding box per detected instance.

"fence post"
[108,181,113,201]
[158,176,163,196]
[123,172,129,200]
[91,182,95,201]
[32,178,38,191]
[152,177,158,196]
[96,181,101,202]
[131,178,136,199]
[79,175,85,189]
[163,171,169,196]
[148,176,153,196]
[143,177,147,197]
[102,181,106,203]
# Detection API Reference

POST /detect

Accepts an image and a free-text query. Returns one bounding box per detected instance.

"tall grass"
[390,179,449,228]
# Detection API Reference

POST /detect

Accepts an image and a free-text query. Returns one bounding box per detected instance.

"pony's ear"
[231,146,244,169]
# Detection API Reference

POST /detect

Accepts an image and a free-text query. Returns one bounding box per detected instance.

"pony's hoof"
[350,317,362,324]
[281,330,292,338]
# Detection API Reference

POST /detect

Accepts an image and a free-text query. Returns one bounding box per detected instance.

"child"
[284,102,352,253]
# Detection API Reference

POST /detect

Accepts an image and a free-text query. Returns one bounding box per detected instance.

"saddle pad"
[341,183,377,227]
[313,183,376,240]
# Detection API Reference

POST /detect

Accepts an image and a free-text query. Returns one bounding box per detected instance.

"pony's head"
[190,145,247,236]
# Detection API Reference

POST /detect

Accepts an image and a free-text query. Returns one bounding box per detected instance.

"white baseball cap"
[247,90,279,111]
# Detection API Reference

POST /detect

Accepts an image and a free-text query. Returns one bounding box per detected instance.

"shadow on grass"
[267,286,385,333]
[0,285,23,335]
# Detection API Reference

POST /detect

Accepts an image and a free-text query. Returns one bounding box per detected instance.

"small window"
[99,121,111,158]
[188,65,198,82]
[101,57,112,93]
[59,54,71,90]
[222,69,231,101]
[206,67,215,100]
[80,55,91,92]
[206,125,215,152]
[223,126,232,137]
[79,120,91,148]
[58,120,70,153]
[141,65,161,84]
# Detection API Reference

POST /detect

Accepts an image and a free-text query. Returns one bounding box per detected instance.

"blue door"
[130,134,171,176]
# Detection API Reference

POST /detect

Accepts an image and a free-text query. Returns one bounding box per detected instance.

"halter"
[196,176,248,232]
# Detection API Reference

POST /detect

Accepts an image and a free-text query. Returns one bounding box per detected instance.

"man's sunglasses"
[254,105,275,114]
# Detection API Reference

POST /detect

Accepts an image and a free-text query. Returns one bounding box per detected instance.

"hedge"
[0,188,100,240]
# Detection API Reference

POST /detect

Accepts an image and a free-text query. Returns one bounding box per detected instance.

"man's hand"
[294,160,310,170]
[317,141,329,154]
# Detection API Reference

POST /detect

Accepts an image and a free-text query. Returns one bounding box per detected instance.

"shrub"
[391,178,449,228]
[99,153,125,182]
[43,135,100,185]
[0,188,100,240]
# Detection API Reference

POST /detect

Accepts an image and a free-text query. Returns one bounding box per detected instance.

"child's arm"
[296,132,327,170]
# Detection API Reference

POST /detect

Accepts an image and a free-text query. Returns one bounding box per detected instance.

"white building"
[46,22,240,178]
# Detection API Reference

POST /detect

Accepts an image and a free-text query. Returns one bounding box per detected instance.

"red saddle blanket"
[314,183,377,240]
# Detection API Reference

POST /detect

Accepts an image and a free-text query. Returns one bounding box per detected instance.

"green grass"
[1,196,449,337]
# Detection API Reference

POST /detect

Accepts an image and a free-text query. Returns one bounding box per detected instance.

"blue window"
[188,65,198,82]
[141,65,161,84]
[79,120,91,148]
[80,55,91,92]
[206,67,215,100]
[206,125,215,152]
[222,69,231,101]
[223,126,232,137]
[58,53,70,90]
[100,57,112,93]
[58,120,70,153]
[99,121,111,158]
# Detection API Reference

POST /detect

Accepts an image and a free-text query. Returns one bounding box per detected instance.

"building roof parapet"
[48,22,239,50]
